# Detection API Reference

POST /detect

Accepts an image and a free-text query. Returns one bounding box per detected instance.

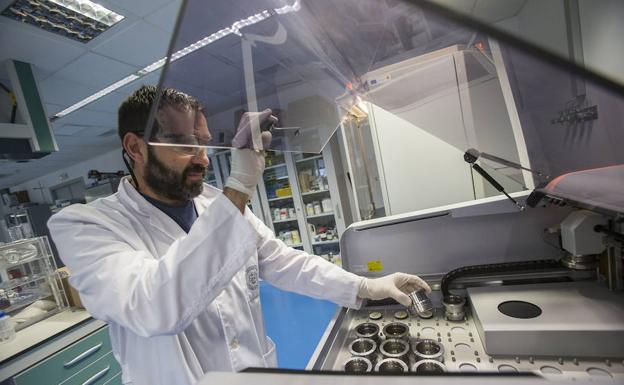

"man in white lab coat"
[48,85,430,385]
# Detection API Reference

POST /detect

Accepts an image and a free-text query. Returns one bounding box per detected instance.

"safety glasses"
[150,134,211,156]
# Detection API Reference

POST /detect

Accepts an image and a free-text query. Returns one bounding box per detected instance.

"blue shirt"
[142,194,198,233]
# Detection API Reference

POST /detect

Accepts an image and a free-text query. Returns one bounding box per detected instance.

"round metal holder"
[443,295,466,322]
[379,338,410,364]
[348,338,378,364]
[382,322,409,340]
[355,322,380,344]
[411,359,447,374]
[343,357,373,373]
[375,357,409,373]
[413,339,444,362]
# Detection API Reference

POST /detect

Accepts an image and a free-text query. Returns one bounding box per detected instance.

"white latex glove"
[225,149,266,196]
[357,272,431,307]
[231,109,276,150]
[225,109,276,196]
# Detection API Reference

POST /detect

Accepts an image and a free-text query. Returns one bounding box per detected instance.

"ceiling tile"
[0,20,87,74]
[166,49,244,95]
[44,103,66,116]
[145,0,182,33]
[54,124,85,136]
[116,71,162,96]
[106,0,175,18]
[54,53,138,89]
[39,76,98,106]
[75,126,115,137]
[92,21,171,68]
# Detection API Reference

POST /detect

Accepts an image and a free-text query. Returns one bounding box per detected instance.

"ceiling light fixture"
[1,0,124,43]
[51,1,301,120]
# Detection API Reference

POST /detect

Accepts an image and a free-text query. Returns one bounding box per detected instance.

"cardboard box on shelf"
[56,267,84,309]
[275,187,292,197]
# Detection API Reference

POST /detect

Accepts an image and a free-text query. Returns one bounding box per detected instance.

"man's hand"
[225,149,267,197]
[231,109,276,150]
[357,273,431,307]
[224,109,276,199]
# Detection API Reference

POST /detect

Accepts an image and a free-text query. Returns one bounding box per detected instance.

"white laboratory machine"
[151,0,624,382]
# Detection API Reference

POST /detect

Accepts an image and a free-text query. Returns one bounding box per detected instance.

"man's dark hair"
[117,85,200,141]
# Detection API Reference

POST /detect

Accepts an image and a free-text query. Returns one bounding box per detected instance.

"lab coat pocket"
[262,336,278,368]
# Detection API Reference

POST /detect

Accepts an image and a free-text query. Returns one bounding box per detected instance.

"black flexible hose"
[440,259,563,298]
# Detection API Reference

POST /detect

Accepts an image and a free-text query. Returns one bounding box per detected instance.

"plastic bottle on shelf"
[291,230,301,244]
[313,202,322,215]
[0,311,15,344]
[322,198,332,213]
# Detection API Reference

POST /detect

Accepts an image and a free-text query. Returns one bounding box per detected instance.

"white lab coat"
[48,178,363,385]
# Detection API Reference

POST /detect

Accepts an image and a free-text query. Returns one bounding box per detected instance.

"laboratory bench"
[0,309,119,385]
[0,284,337,384]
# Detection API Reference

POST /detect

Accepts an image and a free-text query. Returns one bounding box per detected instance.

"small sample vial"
[408,288,433,316]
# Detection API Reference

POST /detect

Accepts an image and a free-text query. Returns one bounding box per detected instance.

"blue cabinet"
[13,326,120,385]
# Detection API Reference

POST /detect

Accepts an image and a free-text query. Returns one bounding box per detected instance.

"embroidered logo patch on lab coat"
[246,265,259,291]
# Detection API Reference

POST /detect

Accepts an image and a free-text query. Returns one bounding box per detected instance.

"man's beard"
[144,147,205,202]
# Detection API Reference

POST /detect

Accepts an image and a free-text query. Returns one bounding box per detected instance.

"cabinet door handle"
[63,343,103,368]
[82,365,110,385]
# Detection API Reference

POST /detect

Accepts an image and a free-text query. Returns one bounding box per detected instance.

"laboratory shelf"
[301,189,330,197]
[268,196,293,202]
[295,155,323,163]
[273,218,298,224]
[265,163,287,171]
[0,274,49,291]
[0,253,49,270]
[305,213,334,219]
[287,243,304,248]
[311,240,339,246]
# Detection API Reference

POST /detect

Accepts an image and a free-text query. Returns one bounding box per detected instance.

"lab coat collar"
[117,177,214,238]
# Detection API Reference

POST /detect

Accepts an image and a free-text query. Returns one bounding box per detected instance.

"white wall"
[491,0,624,179]
[493,0,569,60]
[11,147,126,204]
[369,102,474,215]
[464,77,525,196]
[365,47,524,215]
[578,0,624,85]
[495,0,624,85]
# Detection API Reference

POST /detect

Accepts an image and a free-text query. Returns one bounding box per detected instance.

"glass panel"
[294,153,339,261]
[204,156,219,188]
[147,0,623,215]
[146,0,348,153]
[426,0,624,87]
[262,153,303,248]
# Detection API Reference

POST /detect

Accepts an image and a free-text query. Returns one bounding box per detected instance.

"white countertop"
[198,371,585,385]
[0,309,92,363]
